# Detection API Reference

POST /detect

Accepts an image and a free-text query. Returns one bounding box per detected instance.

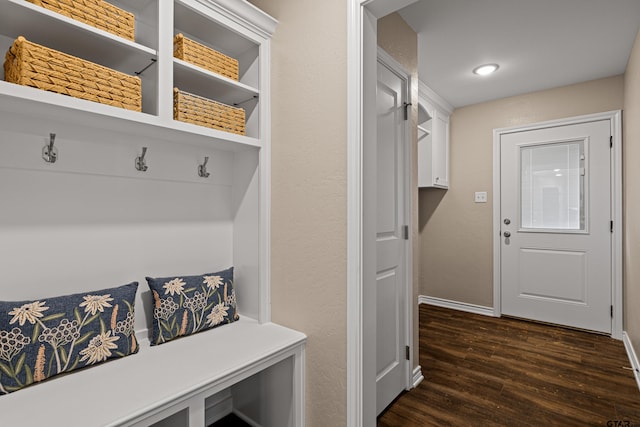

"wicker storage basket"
[4,36,142,111]
[26,0,135,41]
[174,88,245,135]
[174,33,239,81]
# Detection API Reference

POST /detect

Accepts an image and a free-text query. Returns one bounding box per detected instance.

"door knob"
[504,218,511,225]
[503,231,511,238]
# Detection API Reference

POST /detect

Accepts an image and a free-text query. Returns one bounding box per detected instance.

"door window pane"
[520,141,585,230]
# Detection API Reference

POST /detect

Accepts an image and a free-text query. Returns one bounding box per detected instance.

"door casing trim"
[492,110,623,339]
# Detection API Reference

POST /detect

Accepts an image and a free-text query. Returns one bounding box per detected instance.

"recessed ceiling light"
[473,64,499,76]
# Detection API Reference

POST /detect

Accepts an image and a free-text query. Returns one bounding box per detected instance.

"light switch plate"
[475,191,487,203]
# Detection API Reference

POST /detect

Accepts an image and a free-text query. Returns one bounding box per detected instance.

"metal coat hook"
[198,156,210,178]
[135,147,148,172]
[43,133,58,163]
[403,102,412,121]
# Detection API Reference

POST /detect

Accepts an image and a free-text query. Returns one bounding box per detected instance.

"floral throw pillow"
[146,267,238,346]
[0,282,138,395]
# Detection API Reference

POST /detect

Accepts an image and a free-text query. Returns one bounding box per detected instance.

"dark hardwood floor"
[378,305,640,426]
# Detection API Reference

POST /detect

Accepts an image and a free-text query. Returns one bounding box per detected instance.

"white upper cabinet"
[418,81,452,189]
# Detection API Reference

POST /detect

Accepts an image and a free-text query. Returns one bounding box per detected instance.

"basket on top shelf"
[174,88,245,135]
[174,33,239,81]
[27,0,136,40]
[26,0,135,41]
[4,36,142,111]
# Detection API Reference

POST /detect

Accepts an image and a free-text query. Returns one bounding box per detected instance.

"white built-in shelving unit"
[0,1,305,426]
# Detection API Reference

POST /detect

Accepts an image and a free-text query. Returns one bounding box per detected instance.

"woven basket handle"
[6,36,24,60]
[3,37,23,79]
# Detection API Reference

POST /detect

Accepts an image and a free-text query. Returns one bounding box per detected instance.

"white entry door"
[500,119,612,333]
[376,56,409,414]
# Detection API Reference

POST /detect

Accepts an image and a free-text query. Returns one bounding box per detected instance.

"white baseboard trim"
[419,295,494,317]
[623,331,640,392]
[412,365,424,389]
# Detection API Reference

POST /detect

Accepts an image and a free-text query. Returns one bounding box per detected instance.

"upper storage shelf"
[417,102,432,138]
[174,0,260,89]
[173,0,261,138]
[0,0,276,151]
[173,58,258,106]
[0,0,157,76]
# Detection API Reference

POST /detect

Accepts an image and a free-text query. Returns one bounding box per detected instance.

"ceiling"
[398,0,640,108]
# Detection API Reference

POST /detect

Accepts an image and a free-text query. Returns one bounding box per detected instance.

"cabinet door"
[432,113,449,188]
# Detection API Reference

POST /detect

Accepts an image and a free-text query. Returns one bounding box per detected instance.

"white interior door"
[500,119,612,333]
[375,57,409,414]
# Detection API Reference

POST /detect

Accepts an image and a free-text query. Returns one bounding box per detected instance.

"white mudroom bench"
[0,317,306,427]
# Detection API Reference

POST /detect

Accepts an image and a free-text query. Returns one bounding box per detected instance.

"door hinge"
[610,221,614,233]
[610,135,613,148]
[403,225,409,240]
[405,345,410,360]
[403,102,411,121]
[611,305,613,318]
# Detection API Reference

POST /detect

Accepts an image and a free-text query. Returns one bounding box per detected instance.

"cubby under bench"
[0,318,306,427]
